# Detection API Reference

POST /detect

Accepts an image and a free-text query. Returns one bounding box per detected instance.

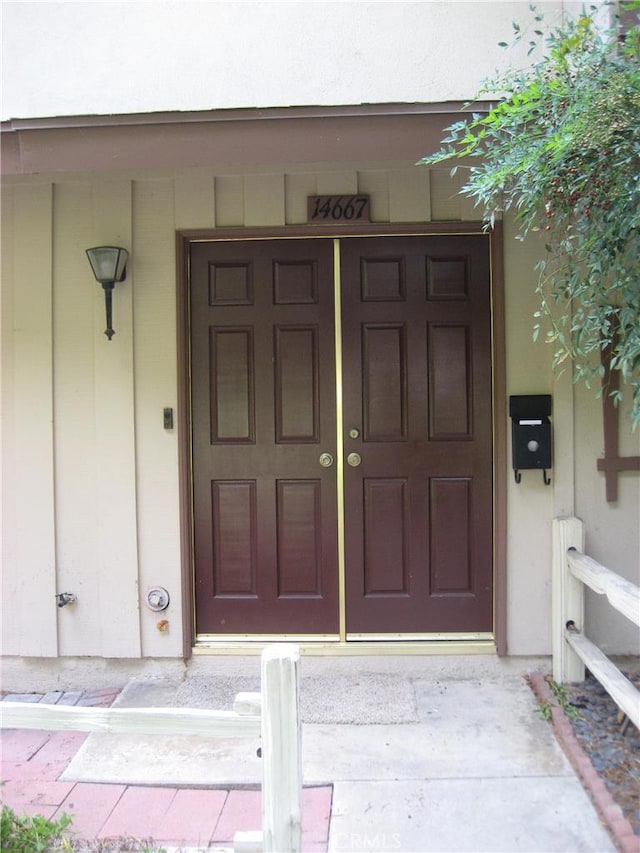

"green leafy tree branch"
[419,2,640,425]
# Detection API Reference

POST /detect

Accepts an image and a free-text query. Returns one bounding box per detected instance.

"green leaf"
[417,3,640,426]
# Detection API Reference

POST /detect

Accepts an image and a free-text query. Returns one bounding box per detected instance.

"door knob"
[347,452,362,467]
[319,452,334,467]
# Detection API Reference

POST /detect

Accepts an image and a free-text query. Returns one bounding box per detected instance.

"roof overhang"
[1,102,489,176]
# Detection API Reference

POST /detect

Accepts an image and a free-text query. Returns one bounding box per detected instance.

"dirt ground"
[563,664,640,837]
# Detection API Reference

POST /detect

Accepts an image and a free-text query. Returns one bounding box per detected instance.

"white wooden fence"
[552,517,640,729]
[0,643,302,853]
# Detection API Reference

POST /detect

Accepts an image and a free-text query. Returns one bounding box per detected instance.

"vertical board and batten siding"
[174,175,216,230]
[358,171,391,221]
[215,176,244,227]
[573,380,640,653]
[53,181,140,657]
[502,216,557,655]
[133,179,183,657]
[53,182,101,655]
[317,171,359,197]
[2,164,489,660]
[285,174,317,225]
[243,175,286,227]
[90,181,140,657]
[389,168,431,223]
[429,169,478,222]
[1,183,58,656]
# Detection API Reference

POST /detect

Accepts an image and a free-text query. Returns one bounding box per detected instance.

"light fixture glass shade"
[86,246,128,284]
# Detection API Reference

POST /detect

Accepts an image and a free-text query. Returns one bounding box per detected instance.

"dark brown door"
[341,235,493,634]
[190,240,339,634]
[190,233,493,638]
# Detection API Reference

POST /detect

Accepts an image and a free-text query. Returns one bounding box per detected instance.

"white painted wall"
[1,0,570,121]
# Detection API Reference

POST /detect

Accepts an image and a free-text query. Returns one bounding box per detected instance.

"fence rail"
[0,643,302,853]
[567,550,640,626]
[552,517,640,730]
[0,702,261,738]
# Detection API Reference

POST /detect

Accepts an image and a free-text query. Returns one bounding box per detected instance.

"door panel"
[363,478,409,595]
[428,324,471,438]
[212,480,257,596]
[341,235,493,634]
[362,324,407,440]
[210,328,255,442]
[429,477,472,593]
[276,479,323,596]
[274,326,319,441]
[191,240,338,635]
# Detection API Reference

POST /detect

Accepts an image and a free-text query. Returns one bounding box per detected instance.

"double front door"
[190,234,493,638]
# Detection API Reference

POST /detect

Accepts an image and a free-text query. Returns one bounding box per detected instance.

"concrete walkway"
[1,656,617,852]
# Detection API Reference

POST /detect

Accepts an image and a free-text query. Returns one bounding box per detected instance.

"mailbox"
[509,395,552,485]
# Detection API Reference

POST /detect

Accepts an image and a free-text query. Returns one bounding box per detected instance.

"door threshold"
[193,635,496,656]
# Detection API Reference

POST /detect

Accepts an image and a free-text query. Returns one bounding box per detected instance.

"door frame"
[176,222,507,657]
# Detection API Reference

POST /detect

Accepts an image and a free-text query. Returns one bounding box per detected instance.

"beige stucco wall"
[2,160,639,667]
[1,1,576,122]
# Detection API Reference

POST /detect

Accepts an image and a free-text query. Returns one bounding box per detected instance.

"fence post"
[261,644,302,853]
[552,517,585,683]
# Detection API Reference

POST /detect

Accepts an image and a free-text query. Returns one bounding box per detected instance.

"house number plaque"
[307,195,370,223]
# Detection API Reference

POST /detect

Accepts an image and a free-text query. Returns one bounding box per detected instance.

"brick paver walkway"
[0,689,332,850]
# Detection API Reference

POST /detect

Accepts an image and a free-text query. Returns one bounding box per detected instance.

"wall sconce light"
[86,246,129,340]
